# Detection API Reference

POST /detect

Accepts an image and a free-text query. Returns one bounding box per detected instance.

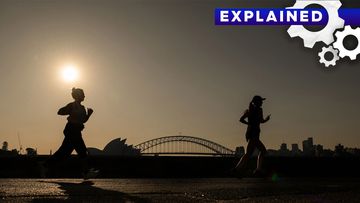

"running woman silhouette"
[41,88,97,179]
[235,95,270,176]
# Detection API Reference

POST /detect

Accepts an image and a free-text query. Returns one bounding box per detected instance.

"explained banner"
[215,0,360,68]
[215,8,360,26]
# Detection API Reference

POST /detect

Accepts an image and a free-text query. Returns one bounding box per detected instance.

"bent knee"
[259,150,267,155]
[242,153,251,158]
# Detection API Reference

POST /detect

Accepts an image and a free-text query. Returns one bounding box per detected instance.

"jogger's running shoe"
[83,168,99,180]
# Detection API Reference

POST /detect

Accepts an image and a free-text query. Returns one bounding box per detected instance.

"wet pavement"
[1,178,360,202]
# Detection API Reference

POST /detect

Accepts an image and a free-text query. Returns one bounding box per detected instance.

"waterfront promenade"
[1,178,360,202]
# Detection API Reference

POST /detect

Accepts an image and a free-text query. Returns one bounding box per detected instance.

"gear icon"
[333,25,360,60]
[287,0,345,48]
[318,45,340,67]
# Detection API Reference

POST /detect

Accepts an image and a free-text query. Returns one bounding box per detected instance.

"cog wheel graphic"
[333,25,360,60]
[318,45,340,67]
[287,0,344,48]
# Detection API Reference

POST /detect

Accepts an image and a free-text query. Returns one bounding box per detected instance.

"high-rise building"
[334,144,345,156]
[302,137,314,156]
[279,143,291,156]
[280,143,288,151]
[2,141,8,151]
[291,144,300,154]
[315,144,323,157]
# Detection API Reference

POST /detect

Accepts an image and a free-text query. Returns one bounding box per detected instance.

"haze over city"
[1,0,360,154]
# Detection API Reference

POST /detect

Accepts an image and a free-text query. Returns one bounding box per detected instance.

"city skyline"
[1,135,359,156]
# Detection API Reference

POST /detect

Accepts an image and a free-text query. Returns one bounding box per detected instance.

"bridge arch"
[134,135,235,155]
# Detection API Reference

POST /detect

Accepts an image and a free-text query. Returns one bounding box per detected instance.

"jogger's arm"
[83,108,93,123]
[58,103,72,115]
[240,110,249,125]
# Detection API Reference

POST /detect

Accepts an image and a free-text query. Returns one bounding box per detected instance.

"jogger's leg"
[72,135,89,172]
[235,139,256,170]
[45,137,74,167]
[72,135,99,179]
[255,140,267,171]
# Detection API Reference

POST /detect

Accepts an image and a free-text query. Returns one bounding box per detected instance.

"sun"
[61,64,79,83]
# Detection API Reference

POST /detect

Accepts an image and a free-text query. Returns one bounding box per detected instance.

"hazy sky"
[1,0,360,154]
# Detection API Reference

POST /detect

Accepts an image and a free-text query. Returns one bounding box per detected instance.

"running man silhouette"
[235,95,270,177]
[41,88,98,179]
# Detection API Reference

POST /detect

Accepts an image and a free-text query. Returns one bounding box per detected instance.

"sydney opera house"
[87,138,141,156]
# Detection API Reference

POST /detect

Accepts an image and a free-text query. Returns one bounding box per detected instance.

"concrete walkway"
[1,178,360,202]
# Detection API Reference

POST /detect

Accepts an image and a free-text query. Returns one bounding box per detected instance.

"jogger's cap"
[252,95,266,102]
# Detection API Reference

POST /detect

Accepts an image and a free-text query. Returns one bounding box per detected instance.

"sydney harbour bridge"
[134,135,235,156]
